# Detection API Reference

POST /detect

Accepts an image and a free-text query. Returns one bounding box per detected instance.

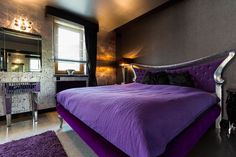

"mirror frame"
[0,27,42,72]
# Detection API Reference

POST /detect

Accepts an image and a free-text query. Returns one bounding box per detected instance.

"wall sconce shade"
[119,58,134,67]
[12,17,33,32]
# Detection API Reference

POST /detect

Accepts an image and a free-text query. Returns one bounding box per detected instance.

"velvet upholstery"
[134,68,148,83]
[133,59,224,92]
[167,59,223,92]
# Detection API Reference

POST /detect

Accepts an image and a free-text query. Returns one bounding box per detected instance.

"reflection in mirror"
[0,27,42,72]
[8,53,41,72]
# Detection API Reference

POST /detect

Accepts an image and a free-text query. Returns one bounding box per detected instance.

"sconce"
[118,58,134,84]
[12,17,33,32]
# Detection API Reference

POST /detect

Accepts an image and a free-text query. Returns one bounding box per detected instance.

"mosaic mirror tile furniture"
[0,27,42,126]
[2,82,40,127]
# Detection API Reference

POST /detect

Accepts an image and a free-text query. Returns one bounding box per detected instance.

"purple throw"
[57,83,219,157]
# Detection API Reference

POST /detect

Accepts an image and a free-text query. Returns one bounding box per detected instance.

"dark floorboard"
[188,128,236,157]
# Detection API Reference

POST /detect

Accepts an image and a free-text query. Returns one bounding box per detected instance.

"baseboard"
[0,107,56,121]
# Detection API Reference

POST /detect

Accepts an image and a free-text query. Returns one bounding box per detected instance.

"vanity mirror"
[0,27,42,72]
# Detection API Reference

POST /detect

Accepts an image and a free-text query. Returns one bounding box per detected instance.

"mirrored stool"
[2,82,40,127]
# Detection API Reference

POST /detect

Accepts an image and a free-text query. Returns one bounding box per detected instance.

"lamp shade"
[118,58,134,66]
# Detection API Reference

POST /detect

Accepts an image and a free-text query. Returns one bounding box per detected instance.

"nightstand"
[54,74,88,93]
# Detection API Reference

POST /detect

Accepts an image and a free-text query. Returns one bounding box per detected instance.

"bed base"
[57,104,220,157]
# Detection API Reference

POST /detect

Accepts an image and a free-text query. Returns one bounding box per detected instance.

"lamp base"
[122,67,126,84]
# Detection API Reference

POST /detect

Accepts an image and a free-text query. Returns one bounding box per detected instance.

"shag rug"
[0,131,68,157]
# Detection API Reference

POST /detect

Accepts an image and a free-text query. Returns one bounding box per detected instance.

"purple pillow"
[133,68,147,83]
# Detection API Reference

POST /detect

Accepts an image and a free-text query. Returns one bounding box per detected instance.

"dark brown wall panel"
[116,0,236,119]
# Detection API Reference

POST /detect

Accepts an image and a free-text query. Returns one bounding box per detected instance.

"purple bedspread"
[56,83,219,157]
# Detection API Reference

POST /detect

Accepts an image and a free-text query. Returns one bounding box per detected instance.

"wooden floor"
[188,127,236,157]
[0,111,236,157]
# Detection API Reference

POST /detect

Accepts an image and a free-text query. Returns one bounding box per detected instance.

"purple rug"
[0,131,68,157]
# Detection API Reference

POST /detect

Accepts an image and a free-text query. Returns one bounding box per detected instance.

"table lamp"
[119,58,134,84]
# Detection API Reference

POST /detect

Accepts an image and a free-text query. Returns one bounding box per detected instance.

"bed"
[56,51,235,157]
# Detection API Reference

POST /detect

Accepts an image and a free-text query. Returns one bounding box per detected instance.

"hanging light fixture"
[12,16,33,32]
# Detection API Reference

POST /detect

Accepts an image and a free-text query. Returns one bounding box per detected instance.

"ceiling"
[12,0,169,31]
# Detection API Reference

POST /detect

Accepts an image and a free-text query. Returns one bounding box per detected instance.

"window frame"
[53,18,87,75]
[29,57,41,72]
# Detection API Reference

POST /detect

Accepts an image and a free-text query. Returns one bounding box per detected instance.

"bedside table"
[54,74,88,93]
[226,88,236,135]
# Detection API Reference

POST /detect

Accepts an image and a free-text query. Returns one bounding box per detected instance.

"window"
[54,19,87,74]
[29,58,41,72]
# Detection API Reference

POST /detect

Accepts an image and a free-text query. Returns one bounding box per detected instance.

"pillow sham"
[168,72,194,87]
[142,71,169,85]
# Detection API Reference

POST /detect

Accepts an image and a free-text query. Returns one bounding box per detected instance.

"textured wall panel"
[97,29,116,86]
[0,0,55,116]
[0,0,117,116]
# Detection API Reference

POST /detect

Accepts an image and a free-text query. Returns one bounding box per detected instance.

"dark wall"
[116,0,236,119]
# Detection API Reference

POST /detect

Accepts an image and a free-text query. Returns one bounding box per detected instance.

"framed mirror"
[0,27,42,72]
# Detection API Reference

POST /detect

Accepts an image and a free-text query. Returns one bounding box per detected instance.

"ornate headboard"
[130,50,235,128]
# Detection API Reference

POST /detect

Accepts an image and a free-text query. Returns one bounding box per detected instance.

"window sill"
[54,74,89,82]
[54,74,88,78]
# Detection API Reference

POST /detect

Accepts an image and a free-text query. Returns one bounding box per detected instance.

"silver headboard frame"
[130,50,235,128]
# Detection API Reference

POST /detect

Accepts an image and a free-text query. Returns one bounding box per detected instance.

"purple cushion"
[133,59,224,92]
[133,68,147,83]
